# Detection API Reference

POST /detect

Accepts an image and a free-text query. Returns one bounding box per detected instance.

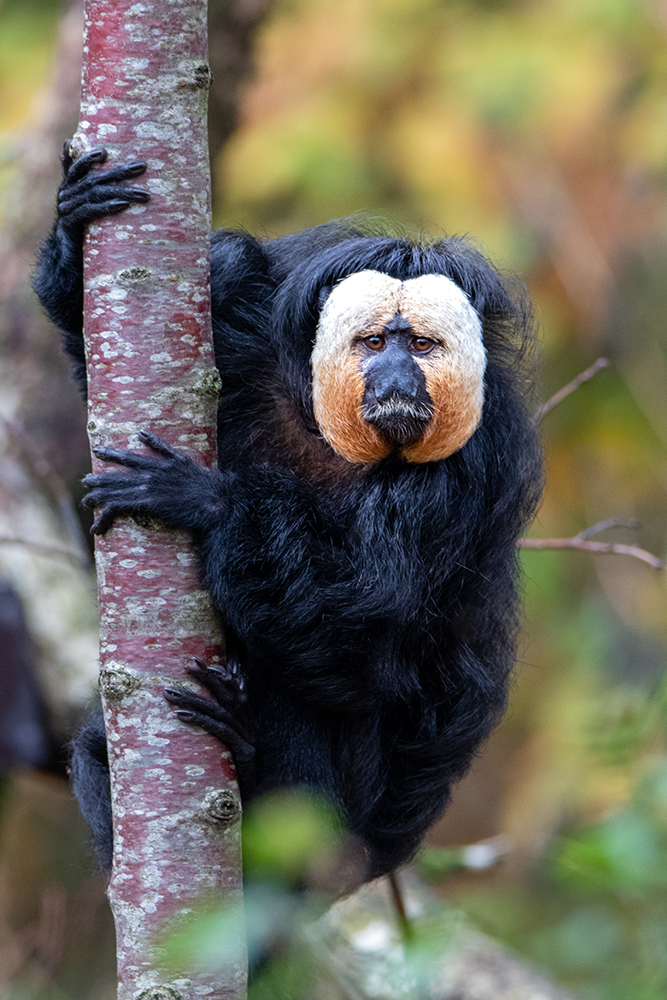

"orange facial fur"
[400,274,485,463]
[311,270,486,465]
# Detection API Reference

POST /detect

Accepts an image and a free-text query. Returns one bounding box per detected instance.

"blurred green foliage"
[0,0,63,129]
[242,787,347,884]
[1,0,666,997]
[163,791,345,996]
[452,678,667,1000]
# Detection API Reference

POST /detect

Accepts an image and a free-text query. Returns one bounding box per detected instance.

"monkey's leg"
[69,714,114,869]
[69,659,255,869]
[164,658,257,799]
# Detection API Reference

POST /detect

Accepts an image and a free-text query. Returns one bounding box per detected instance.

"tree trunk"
[76,2,245,997]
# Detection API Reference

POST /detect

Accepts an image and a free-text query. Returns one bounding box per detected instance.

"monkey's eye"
[410,337,435,354]
[363,335,386,351]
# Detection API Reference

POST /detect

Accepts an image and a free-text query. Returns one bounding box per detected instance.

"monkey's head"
[311,270,486,464]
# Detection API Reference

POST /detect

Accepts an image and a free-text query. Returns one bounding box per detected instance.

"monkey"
[34,144,543,882]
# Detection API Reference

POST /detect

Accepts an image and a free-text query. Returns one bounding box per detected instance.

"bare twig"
[517,532,664,570]
[576,518,639,540]
[0,536,87,566]
[387,871,414,942]
[534,357,610,422]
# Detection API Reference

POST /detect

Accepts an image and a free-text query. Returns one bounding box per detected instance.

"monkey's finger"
[99,161,147,183]
[61,166,148,201]
[187,657,238,685]
[82,484,151,514]
[170,703,256,771]
[59,184,150,208]
[91,506,121,535]
[173,706,253,748]
[221,658,245,688]
[58,202,131,230]
[165,686,217,711]
[138,431,179,459]
[92,445,163,470]
[205,665,242,687]
[83,486,127,512]
[56,190,150,235]
[61,140,74,177]
[186,661,245,705]
[165,688,237,727]
[65,147,108,183]
[187,657,235,682]
[105,200,133,215]
[192,655,215,673]
[82,470,139,489]
[58,189,150,222]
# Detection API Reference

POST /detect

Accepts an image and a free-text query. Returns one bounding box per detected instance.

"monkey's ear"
[317,285,333,310]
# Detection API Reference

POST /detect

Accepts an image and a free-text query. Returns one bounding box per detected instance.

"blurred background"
[0,0,666,997]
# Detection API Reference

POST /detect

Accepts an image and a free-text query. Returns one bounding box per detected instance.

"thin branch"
[517,533,664,570]
[0,536,88,566]
[577,518,639,540]
[387,871,414,942]
[534,357,610,422]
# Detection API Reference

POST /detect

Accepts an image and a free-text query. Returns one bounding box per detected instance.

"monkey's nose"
[365,351,423,403]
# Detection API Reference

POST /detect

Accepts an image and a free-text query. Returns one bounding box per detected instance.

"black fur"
[35,148,543,880]
[69,713,115,869]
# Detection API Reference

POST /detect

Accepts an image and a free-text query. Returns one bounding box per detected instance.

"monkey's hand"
[33,145,151,357]
[56,142,149,243]
[82,431,226,535]
[165,657,257,801]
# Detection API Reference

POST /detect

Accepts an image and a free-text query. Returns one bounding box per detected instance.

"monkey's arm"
[32,144,149,393]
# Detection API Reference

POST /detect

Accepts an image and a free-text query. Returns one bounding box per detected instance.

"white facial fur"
[311,270,486,464]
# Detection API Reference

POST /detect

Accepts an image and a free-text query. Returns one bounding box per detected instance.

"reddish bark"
[76,2,245,997]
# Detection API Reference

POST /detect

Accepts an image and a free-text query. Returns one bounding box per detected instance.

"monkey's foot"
[164,658,256,799]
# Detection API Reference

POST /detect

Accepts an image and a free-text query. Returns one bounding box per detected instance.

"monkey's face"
[311,270,486,464]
